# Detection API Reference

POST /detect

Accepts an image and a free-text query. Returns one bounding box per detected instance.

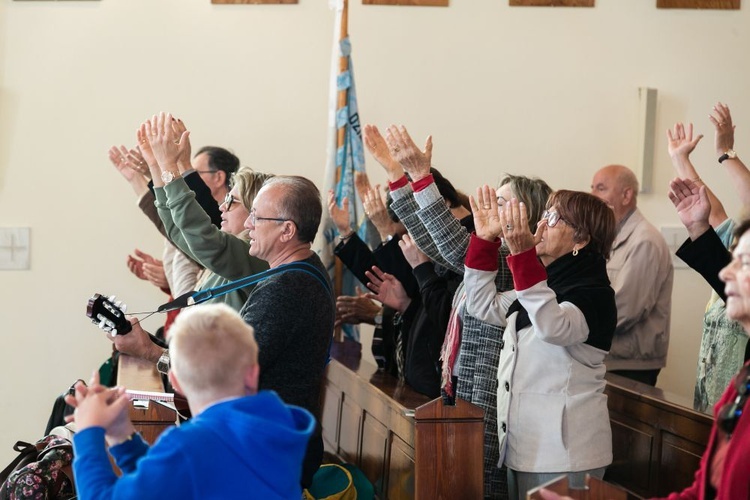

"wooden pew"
[323,343,715,499]
[604,373,713,498]
[321,341,485,499]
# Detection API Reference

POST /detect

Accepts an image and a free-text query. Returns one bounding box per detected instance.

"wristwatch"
[156,349,171,375]
[718,149,738,164]
[374,311,383,326]
[160,170,177,184]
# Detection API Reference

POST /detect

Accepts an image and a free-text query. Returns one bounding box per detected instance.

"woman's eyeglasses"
[717,365,750,438]
[222,193,242,212]
[542,210,570,228]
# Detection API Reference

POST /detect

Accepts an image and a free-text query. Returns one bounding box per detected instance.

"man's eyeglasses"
[195,169,219,175]
[250,208,292,226]
[717,365,750,438]
[542,210,570,228]
[222,193,242,212]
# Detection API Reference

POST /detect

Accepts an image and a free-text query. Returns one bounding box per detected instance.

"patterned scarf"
[440,289,466,397]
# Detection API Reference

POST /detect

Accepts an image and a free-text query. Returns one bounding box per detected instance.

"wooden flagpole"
[333,0,349,343]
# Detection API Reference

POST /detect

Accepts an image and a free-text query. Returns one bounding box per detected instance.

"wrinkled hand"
[499,197,541,256]
[108,146,137,182]
[384,125,432,182]
[365,266,411,313]
[126,249,167,289]
[399,233,430,269]
[709,102,735,155]
[666,123,703,161]
[363,124,402,181]
[362,184,396,240]
[668,177,711,240]
[469,185,504,242]
[354,171,371,202]
[111,318,163,363]
[335,287,381,326]
[327,190,353,235]
[171,117,193,172]
[145,112,188,173]
[136,121,162,183]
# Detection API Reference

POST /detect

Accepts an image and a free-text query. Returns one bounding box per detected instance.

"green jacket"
[155,177,269,311]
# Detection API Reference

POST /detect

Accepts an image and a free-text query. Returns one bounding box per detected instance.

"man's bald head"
[591,164,639,223]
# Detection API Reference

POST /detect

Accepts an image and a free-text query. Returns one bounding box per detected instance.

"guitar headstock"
[86,293,132,335]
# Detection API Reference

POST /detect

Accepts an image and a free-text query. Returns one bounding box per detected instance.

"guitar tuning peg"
[121,304,128,313]
[111,328,118,335]
[98,318,107,329]
[115,301,123,309]
[109,295,117,302]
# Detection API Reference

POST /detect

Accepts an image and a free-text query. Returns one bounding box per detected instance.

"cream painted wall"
[0,0,746,464]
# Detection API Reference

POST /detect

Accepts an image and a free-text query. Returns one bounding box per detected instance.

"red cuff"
[388,175,409,191]
[411,174,435,193]
[465,233,502,271]
[507,247,547,291]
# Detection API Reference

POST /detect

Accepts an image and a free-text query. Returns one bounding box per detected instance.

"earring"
[572,247,579,257]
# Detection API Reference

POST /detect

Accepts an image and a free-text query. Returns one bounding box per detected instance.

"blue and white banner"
[318,0,372,341]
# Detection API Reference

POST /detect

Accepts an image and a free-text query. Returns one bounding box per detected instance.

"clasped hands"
[64,372,136,446]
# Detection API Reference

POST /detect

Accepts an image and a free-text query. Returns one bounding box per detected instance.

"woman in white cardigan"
[464,187,617,500]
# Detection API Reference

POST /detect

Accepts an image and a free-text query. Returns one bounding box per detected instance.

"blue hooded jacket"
[73,391,315,500]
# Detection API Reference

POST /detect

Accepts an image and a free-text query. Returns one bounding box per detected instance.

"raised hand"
[137,121,163,185]
[668,177,711,240]
[365,266,411,314]
[399,233,430,269]
[384,125,432,182]
[327,190,353,236]
[666,123,703,162]
[126,249,168,290]
[335,287,381,326]
[709,102,735,155]
[171,117,193,173]
[362,183,398,241]
[145,112,187,173]
[363,124,402,181]
[469,184,504,242]
[498,198,541,255]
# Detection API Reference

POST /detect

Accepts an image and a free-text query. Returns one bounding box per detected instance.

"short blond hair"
[169,304,258,401]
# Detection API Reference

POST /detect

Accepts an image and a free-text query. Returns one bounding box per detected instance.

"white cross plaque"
[0,227,31,270]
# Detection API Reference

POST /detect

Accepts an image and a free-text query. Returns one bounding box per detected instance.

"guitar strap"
[157,261,332,312]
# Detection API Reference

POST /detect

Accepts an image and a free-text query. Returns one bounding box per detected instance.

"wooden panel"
[361,412,388,496]
[657,0,739,8]
[656,432,706,496]
[604,373,713,498]
[608,419,654,495]
[510,0,594,6]
[212,0,297,4]
[414,398,484,499]
[321,384,342,453]
[338,396,362,464]
[388,433,415,500]
[363,0,447,5]
[129,402,177,444]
